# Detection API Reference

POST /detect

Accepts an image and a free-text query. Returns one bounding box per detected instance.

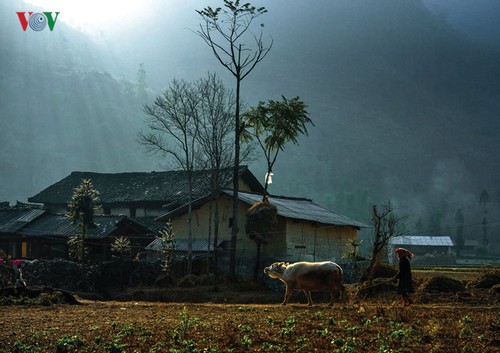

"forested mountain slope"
[0,0,155,203]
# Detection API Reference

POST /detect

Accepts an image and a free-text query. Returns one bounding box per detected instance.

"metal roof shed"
[390,235,454,247]
[388,235,455,265]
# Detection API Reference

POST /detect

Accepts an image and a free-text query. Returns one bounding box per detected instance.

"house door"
[22,242,27,258]
[9,242,17,258]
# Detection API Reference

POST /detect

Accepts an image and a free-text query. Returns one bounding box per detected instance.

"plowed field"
[0,269,498,353]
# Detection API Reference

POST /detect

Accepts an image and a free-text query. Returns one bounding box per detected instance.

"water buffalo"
[264,261,345,306]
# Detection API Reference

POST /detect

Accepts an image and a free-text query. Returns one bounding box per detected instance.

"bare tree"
[196,73,236,272]
[138,79,201,274]
[196,0,273,280]
[365,201,404,284]
[196,74,235,171]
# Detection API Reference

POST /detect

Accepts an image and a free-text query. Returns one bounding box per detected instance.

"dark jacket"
[395,255,414,294]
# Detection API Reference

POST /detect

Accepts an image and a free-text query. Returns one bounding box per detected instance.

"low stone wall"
[20,259,162,293]
[16,259,370,295]
[22,259,98,292]
[341,261,370,284]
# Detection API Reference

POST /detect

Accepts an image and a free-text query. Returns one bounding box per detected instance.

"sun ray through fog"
[23,0,151,34]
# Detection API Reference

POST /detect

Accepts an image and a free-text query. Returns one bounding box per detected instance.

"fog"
[1,0,499,251]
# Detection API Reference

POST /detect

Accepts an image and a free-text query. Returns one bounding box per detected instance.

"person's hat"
[395,247,414,257]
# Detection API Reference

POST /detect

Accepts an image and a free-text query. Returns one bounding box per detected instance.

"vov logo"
[16,12,60,32]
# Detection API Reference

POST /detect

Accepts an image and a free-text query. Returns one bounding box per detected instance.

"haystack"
[469,269,500,289]
[421,276,465,293]
[359,262,398,282]
[246,201,278,242]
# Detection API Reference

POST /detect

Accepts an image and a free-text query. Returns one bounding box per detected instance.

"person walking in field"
[394,248,414,306]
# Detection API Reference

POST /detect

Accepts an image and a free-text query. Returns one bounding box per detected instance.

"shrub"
[178,274,200,288]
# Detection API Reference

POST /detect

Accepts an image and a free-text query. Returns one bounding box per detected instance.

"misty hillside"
[255,1,500,213]
[264,0,500,245]
[0,0,156,202]
[1,0,499,249]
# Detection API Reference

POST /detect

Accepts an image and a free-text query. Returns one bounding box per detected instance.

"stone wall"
[20,259,162,293]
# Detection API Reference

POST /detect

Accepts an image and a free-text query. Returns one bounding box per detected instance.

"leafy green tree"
[157,220,176,276]
[241,95,311,279]
[196,0,272,280]
[111,236,132,290]
[66,179,100,263]
[243,96,312,200]
[111,236,131,261]
[343,239,364,263]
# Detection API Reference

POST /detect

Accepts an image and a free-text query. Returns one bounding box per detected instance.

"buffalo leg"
[282,286,293,305]
[303,290,313,305]
[328,293,335,306]
[339,284,345,300]
[328,286,345,305]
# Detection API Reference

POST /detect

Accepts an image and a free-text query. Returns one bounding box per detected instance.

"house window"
[103,207,111,215]
[228,217,233,228]
[130,207,136,217]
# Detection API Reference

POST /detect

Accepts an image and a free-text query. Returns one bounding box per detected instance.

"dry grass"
[413,266,483,282]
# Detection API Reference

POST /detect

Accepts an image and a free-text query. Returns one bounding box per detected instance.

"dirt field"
[0,268,498,353]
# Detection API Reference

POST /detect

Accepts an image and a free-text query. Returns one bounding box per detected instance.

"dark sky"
[422,0,500,49]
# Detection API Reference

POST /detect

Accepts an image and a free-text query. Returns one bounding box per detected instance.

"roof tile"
[28,166,262,205]
[0,209,46,233]
[226,191,368,228]
[18,214,152,239]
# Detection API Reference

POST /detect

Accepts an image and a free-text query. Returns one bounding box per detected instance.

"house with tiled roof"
[18,214,154,261]
[0,203,155,261]
[0,205,46,258]
[153,190,368,276]
[17,166,263,265]
[23,167,367,275]
[28,166,263,218]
